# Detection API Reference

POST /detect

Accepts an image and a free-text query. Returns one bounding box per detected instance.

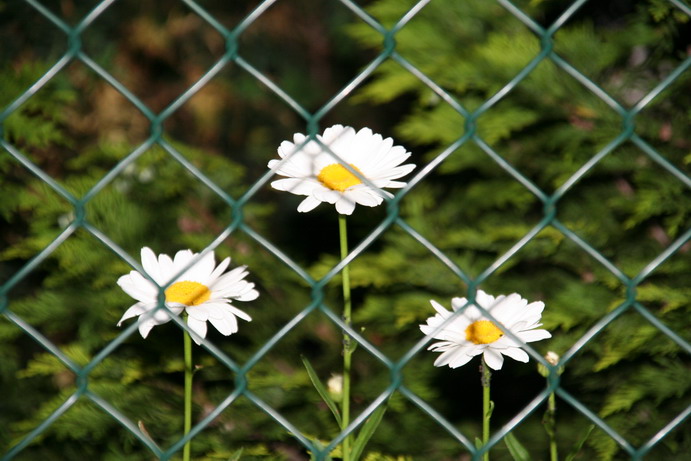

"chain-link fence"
[2,0,690,460]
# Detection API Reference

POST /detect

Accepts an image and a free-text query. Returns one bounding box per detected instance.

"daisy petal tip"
[429,299,449,315]
[297,196,321,213]
[450,297,469,310]
[242,290,260,301]
[138,320,155,339]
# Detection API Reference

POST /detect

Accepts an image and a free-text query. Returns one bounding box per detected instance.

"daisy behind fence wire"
[117,247,258,344]
[420,290,551,370]
[268,124,415,215]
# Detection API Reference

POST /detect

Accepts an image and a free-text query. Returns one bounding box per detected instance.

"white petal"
[267,157,283,170]
[475,290,497,310]
[168,305,185,316]
[368,163,416,182]
[138,318,157,338]
[179,250,215,282]
[150,306,178,324]
[381,180,407,189]
[441,328,469,343]
[322,124,351,144]
[212,267,249,292]
[448,352,475,369]
[510,321,529,332]
[356,134,393,166]
[186,317,208,345]
[335,197,356,215]
[173,249,194,271]
[117,302,149,326]
[449,297,469,312]
[234,286,259,302]
[525,300,546,317]
[517,329,552,343]
[493,294,528,326]
[433,346,458,367]
[491,335,521,349]
[468,346,486,357]
[501,347,530,363]
[430,300,451,316]
[226,304,252,322]
[483,348,505,370]
[271,178,318,196]
[313,188,341,204]
[293,131,310,142]
[192,250,216,281]
[117,272,157,303]
[209,314,238,336]
[489,293,522,318]
[346,190,383,207]
[516,302,546,326]
[435,346,473,368]
[427,340,455,351]
[462,304,483,320]
[297,196,322,213]
[419,323,439,337]
[208,257,231,283]
[141,247,163,284]
[194,302,227,319]
[128,304,179,338]
[187,306,209,321]
[269,156,315,177]
[157,253,175,283]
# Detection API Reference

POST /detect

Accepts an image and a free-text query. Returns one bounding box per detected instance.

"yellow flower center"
[317,163,363,192]
[465,320,504,345]
[165,281,211,306]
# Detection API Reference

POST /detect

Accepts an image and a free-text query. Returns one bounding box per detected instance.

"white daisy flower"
[268,124,416,215]
[117,247,258,344]
[419,290,551,370]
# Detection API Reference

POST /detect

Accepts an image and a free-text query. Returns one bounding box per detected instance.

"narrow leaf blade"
[301,356,342,426]
[227,447,244,461]
[565,425,595,461]
[504,432,532,461]
[350,405,387,461]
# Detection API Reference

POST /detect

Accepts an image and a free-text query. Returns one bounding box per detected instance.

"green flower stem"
[547,392,558,461]
[338,214,353,461]
[183,324,193,461]
[481,359,492,461]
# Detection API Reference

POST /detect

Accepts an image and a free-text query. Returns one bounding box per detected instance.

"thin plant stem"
[541,352,561,461]
[338,214,353,461]
[481,359,492,461]
[183,324,193,461]
[547,392,558,461]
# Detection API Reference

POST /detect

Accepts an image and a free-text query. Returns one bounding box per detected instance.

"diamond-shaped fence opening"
[2,0,690,460]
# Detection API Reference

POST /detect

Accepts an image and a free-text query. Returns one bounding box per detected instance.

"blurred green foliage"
[1,0,689,460]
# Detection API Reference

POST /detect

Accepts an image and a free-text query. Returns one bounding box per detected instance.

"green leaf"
[227,447,244,461]
[350,404,387,461]
[565,425,595,461]
[487,400,495,419]
[301,356,342,426]
[504,432,532,461]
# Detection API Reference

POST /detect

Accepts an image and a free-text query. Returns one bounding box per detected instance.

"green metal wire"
[1,0,689,459]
